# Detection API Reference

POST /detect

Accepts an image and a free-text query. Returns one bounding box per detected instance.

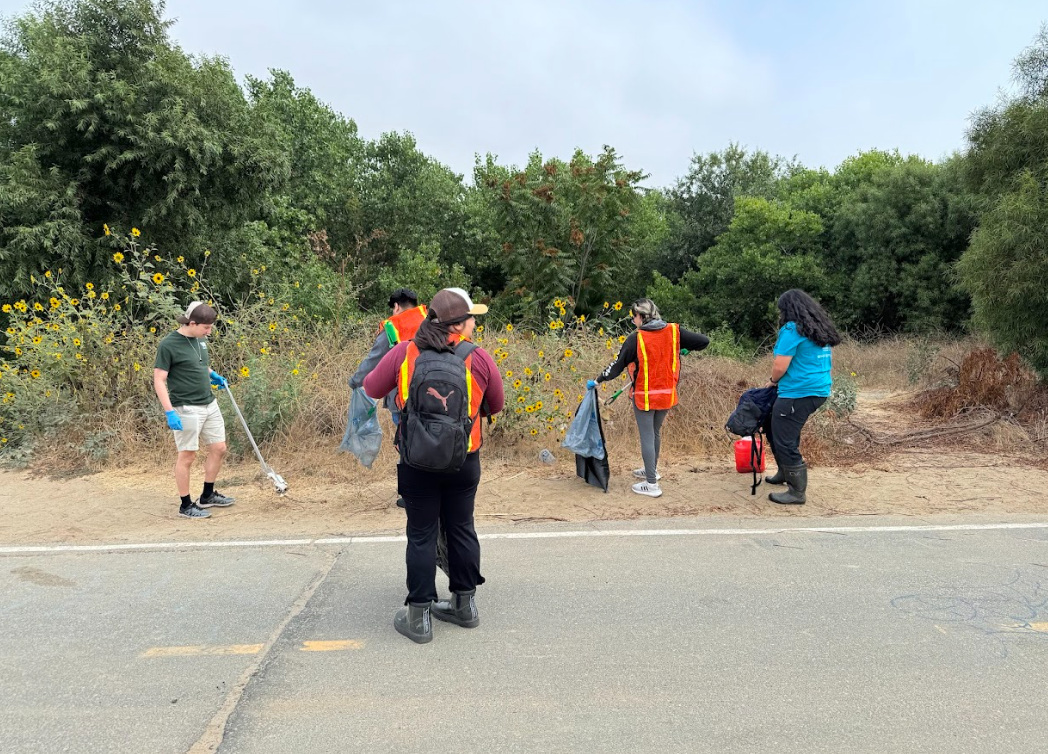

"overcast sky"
[2,0,1045,187]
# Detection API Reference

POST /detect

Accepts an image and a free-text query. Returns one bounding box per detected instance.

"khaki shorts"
[172,402,226,452]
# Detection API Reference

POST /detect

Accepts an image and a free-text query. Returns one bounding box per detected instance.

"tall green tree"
[679,197,827,340]
[659,144,794,280]
[348,132,473,308]
[959,26,1048,377]
[476,146,645,322]
[0,0,286,297]
[246,70,362,251]
[827,154,975,332]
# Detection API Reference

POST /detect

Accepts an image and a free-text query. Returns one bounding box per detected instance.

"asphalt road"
[2,515,1047,753]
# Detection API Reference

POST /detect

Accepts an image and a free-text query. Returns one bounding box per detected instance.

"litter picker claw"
[220,384,288,495]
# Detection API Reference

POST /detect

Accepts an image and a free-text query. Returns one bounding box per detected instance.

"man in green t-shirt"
[153,302,235,519]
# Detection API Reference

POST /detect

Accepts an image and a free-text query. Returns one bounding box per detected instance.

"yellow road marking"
[142,644,264,658]
[1031,622,1048,633]
[299,640,364,652]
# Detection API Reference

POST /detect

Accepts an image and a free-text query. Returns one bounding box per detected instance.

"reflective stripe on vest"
[633,324,680,411]
[383,305,428,346]
[395,341,484,452]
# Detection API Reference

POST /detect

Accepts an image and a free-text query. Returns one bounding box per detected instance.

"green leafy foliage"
[958,26,1048,378]
[659,144,794,280]
[476,146,644,323]
[0,0,286,298]
[684,198,827,340]
[958,174,1048,377]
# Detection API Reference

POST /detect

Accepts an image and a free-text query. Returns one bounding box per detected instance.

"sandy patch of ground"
[2,446,1046,546]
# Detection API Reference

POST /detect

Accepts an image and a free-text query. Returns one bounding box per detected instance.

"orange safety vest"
[394,340,485,453]
[382,305,428,346]
[627,324,681,411]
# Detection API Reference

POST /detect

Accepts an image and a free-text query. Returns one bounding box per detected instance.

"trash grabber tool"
[221,385,289,495]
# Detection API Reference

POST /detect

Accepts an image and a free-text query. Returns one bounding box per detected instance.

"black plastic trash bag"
[338,387,383,469]
[562,389,610,492]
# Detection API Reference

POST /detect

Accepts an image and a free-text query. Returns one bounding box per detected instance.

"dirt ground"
[2,391,1046,546]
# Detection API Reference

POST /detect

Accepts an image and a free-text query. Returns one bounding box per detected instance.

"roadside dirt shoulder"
[2,448,1046,546]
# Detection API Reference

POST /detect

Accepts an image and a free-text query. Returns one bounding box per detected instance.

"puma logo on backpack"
[400,343,478,473]
[426,386,455,413]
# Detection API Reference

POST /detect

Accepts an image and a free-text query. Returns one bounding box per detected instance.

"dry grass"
[22,326,1041,479]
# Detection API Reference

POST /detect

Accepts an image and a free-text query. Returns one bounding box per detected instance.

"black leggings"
[397,453,485,603]
[768,396,826,467]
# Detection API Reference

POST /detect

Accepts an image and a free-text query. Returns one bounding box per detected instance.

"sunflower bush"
[0,229,318,465]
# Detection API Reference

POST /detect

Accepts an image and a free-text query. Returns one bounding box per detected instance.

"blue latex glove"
[586,380,598,390]
[165,410,183,431]
[209,370,228,390]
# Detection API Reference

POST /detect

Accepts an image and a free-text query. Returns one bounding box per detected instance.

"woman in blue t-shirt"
[765,289,842,505]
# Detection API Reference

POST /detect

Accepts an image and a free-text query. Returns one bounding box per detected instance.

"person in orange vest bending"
[364,288,504,644]
[349,288,427,507]
[589,298,709,498]
[349,288,427,413]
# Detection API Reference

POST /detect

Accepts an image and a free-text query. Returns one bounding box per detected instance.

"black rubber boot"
[765,445,786,484]
[394,602,433,644]
[769,464,807,505]
[431,589,479,628]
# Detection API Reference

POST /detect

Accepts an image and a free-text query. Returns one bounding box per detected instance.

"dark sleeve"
[680,327,710,352]
[596,333,638,383]
[475,348,505,416]
[363,342,408,400]
[349,331,389,389]
[154,339,173,371]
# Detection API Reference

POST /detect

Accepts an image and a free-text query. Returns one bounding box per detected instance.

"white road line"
[1,522,1047,555]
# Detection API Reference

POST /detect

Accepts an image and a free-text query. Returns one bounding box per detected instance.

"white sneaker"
[632,481,663,498]
[632,468,662,481]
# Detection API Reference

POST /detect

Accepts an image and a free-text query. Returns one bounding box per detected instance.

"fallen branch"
[846,411,1000,447]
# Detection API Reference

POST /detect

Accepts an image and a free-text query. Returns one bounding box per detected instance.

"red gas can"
[734,435,766,473]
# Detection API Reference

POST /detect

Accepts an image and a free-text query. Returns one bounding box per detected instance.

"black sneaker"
[198,491,236,508]
[179,504,211,519]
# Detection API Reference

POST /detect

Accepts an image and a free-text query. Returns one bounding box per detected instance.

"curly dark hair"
[777,289,842,347]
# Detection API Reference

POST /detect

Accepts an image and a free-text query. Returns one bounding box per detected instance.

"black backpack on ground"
[726,385,778,495]
[399,342,479,474]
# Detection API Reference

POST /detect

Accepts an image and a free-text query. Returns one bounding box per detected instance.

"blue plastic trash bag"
[562,389,605,459]
[339,387,383,469]
[562,390,610,492]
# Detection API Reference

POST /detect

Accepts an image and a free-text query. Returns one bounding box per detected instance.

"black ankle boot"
[769,464,807,505]
[394,602,433,643]
[431,589,479,628]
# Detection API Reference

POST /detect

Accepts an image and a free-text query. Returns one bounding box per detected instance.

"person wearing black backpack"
[764,289,842,505]
[364,288,504,644]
